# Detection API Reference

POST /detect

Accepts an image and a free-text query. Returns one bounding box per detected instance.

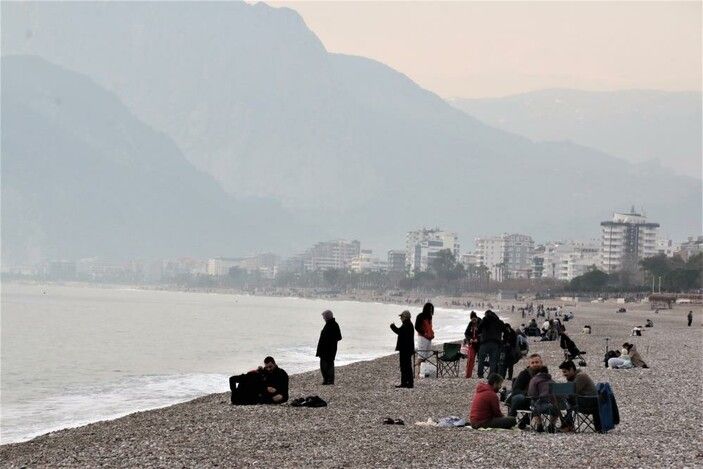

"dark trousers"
[477,341,500,378]
[320,358,335,384]
[688,318,693,326]
[508,393,530,417]
[399,351,414,387]
[473,416,517,429]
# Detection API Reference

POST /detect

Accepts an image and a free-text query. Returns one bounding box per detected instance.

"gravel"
[1,303,701,468]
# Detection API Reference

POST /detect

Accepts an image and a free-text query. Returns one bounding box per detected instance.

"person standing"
[464,311,481,378]
[476,310,504,378]
[391,310,415,388]
[688,310,693,327]
[414,302,435,377]
[316,310,342,385]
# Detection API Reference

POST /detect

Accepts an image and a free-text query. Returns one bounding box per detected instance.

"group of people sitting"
[606,342,648,369]
[469,353,597,433]
[229,356,289,405]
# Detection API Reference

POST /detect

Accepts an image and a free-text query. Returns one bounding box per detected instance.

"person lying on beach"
[468,373,516,429]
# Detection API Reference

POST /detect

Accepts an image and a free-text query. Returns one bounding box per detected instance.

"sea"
[0,282,477,444]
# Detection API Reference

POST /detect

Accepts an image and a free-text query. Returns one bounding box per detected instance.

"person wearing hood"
[391,310,415,388]
[468,373,516,429]
[316,310,342,385]
[527,366,560,432]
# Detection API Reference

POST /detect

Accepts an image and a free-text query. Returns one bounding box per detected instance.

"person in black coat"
[390,310,415,388]
[476,310,504,378]
[316,310,343,385]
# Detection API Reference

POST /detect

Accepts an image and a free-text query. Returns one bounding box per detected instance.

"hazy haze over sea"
[1,283,476,443]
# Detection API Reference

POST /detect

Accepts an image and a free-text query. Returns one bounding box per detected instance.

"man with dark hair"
[469,373,517,429]
[261,357,289,404]
[391,310,415,388]
[559,359,597,432]
[316,310,342,385]
[464,311,481,378]
[507,353,543,422]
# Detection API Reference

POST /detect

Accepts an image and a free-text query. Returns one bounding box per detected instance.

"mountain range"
[450,89,702,178]
[1,1,700,261]
[1,55,314,264]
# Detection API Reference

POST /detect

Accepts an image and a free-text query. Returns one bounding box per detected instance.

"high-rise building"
[678,236,703,261]
[387,250,407,273]
[405,228,460,272]
[301,240,361,271]
[475,233,534,280]
[600,209,659,274]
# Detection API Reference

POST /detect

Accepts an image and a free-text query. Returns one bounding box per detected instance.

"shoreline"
[2,302,701,467]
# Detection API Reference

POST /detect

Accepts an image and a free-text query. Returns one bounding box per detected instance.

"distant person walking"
[390,310,415,388]
[414,302,435,377]
[316,310,342,385]
[688,311,693,327]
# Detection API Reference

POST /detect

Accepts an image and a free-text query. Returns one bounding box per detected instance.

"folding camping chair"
[574,395,599,433]
[437,343,462,377]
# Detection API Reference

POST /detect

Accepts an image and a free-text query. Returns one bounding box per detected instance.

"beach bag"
[460,342,470,356]
[419,361,437,378]
[290,395,327,408]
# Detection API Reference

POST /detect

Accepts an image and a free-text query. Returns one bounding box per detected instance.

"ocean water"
[0,283,476,443]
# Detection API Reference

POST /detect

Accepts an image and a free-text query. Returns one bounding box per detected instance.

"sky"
[269,1,702,98]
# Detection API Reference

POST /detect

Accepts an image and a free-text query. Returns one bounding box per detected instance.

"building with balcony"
[600,209,659,274]
[405,228,460,273]
[475,233,534,280]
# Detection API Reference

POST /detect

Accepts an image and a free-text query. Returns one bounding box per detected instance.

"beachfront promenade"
[1,302,701,468]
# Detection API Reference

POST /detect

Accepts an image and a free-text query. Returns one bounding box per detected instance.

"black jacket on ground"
[477,311,504,345]
[391,319,415,354]
[316,318,342,360]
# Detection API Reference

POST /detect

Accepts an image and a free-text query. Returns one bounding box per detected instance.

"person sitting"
[527,366,561,433]
[507,353,543,422]
[631,326,642,336]
[558,360,597,431]
[525,319,541,337]
[560,332,584,360]
[607,348,630,369]
[260,356,289,403]
[624,342,648,368]
[468,373,517,429]
[645,319,654,328]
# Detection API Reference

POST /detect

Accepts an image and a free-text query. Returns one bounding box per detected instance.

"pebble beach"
[1,302,701,468]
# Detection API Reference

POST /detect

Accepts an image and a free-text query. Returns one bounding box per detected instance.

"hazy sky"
[269,1,702,98]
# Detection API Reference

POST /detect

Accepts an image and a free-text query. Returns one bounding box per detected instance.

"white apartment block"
[350,250,388,273]
[405,228,460,272]
[540,241,600,281]
[475,233,534,280]
[302,240,361,271]
[207,258,241,276]
[600,210,659,274]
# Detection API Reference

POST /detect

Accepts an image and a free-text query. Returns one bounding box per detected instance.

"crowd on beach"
[227,302,696,433]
